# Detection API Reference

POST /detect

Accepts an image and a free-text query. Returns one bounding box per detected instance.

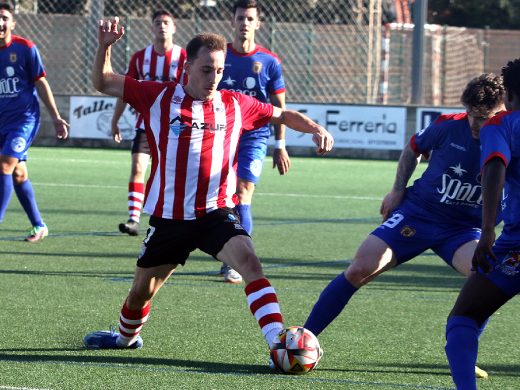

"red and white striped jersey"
[123,77,274,220]
[126,44,187,129]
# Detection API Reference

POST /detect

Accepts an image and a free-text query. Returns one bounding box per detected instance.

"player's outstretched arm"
[380,142,421,220]
[270,107,333,155]
[111,98,126,143]
[473,157,505,273]
[269,92,290,175]
[92,17,125,97]
[35,77,69,140]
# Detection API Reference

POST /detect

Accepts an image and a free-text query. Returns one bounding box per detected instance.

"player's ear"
[184,61,191,76]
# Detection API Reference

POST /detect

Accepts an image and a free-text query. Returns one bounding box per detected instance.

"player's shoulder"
[11,35,36,49]
[255,45,280,59]
[485,110,516,126]
[433,112,467,126]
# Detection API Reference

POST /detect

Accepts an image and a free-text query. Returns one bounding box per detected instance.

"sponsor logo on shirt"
[498,251,520,276]
[0,66,20,96]
[437,163,481,207]
[450,143,467,152]
[169,115,226,135]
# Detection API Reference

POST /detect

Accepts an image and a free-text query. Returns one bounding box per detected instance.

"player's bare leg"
[220,178,256,283]
[305,235,396,336]
[218,235,284,347]
[0,155,19,223]
[84,264,177,349]
[119,151,150,236]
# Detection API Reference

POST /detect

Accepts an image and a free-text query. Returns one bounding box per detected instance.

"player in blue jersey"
[216,0,290,283]
[0,2,68,241]
[445,59,520,390]
[303,74,505,379]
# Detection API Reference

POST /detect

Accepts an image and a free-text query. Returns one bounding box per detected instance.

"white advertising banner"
[416,107,463,133]
[69,96,137,139]
[284,103,407,150]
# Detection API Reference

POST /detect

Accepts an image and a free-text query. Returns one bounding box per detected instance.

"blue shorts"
[371,203,481,267]
[0,118,39,160]
[237,131,268,184]
[479,244,520,297]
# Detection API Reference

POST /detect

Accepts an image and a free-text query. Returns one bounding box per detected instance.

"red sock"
[245,278,284,348]
[117,301,150,346]
[128,182,144,222]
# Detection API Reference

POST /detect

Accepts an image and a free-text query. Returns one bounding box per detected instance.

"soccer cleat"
[25,224,48,242]
[119,220,140,236]
[222,265,243,283]
[475,365,488,379]
[83,329,143,349]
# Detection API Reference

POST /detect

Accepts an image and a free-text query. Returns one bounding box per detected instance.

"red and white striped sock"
[116,301,150,347]
[128,182,144,223]
[245,278,284,348]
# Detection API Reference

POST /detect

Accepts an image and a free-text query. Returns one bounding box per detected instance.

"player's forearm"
[35,78,61,120]
[112,98,126,124]
[270,93,286,141]
[92,44,123,97]
[275,109,322,135]
[392,143,421,192]
[481,158,505,231]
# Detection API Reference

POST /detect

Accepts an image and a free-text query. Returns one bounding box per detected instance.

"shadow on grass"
[0,350,270,375]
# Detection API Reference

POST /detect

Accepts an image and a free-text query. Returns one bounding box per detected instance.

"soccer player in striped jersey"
[83,19,333,356]
[111,9,187,236]
[303,74,505,379]
[446,58,520,390]
[0,1,69,241]
[216,0,290,283]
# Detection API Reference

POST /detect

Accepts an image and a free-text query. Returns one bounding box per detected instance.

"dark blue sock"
[304,272,357,336]
[14,179,43,227]
[236,204,252,234]
[445,316,478,390]
[477,317,489,338]
[0,173,14,223]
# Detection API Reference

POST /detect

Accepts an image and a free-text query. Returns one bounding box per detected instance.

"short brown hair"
[502,58,520,101]
[232,0,261,17]
[0,2,14,13]
[460,73,505,113]
[186,33,227,61]
[152,9,174,22]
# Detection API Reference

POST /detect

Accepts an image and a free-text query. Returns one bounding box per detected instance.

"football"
[270,326,323,374]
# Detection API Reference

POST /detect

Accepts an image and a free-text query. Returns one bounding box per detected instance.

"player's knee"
[12,169,27,184]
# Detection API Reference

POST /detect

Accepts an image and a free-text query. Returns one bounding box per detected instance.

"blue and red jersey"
[217,43,285,138]
[480,110,520,244]
[405,113,483,226]
[0,35,45,127]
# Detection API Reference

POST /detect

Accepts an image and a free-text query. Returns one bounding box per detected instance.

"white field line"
[32,182,380,201]
[0,386,52,390]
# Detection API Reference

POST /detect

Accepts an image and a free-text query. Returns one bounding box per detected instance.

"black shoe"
[119,220,140,236]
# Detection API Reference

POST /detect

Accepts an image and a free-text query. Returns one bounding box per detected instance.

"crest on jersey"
[9,52,17,63]
[172,95,183,104]
[252,61,262,74]
[400,226,416,237]
[498,251,520,276]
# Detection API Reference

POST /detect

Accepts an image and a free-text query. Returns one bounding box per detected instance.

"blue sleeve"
[480,120,511,169]
[267,58,285,95]
[413,120,445,154]
[29,44,45,81]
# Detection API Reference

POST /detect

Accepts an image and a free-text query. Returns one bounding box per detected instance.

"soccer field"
[1,147,519,390]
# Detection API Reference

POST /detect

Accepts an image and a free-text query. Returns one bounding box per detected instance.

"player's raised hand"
[380,189,405,221]
[312,127,334,155]
[97,17,124,47]
[54,117,69,140]
[472,229,497,273]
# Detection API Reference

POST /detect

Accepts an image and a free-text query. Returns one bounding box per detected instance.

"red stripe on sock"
[258,313,284,328]
[249,293,278,315]
[244,278,270,295]
[129,182,145,193]
[121,302,150,320]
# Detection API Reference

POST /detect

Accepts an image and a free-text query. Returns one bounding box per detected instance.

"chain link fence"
[12,0,383,104]
[10,0,520,106]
